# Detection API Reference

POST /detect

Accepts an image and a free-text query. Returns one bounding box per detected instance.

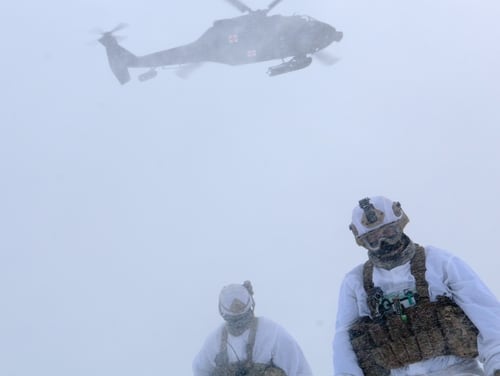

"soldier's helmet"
[349,196,409,251]
[218,281,255,318]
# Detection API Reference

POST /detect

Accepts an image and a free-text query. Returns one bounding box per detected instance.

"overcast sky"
[1,0,499,375]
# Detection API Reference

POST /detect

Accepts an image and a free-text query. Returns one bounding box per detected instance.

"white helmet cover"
[218,283,255,317]
[350,196,409,246]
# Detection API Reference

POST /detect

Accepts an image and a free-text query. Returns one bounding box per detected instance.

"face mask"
[368,234,414,270]
[223,310,254,336]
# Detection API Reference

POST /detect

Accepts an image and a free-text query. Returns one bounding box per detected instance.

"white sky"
[1,0,499,375]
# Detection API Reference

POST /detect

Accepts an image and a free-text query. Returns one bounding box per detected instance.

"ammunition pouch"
[348,246,479,376]
[263,365,286,376]
[212,363,286,376]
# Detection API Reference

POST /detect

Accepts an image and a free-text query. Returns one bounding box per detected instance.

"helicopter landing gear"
[266,55,312,76]
[138,68,158,82]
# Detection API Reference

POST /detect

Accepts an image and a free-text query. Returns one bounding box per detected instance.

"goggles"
[358,222,402,251]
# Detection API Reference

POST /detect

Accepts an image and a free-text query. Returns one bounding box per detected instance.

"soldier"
[333,196,500,376]
[193,281,313,376]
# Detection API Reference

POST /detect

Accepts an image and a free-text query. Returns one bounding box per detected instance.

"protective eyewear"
[358,222,402,250]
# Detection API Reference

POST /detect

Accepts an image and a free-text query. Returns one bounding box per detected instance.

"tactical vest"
[212,318,287,376]
[348,246,479,376]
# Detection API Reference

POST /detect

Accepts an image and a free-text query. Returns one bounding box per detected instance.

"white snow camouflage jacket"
[333,246,500,376]
[193,316,313,376]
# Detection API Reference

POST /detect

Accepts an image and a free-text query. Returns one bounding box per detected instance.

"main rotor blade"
[266,0,283,12]
[224,0,253,13]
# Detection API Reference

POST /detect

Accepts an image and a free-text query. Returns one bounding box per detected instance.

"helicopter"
[98,0,343,84]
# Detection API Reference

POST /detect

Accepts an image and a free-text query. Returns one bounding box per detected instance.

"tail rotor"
[96,23,136,84]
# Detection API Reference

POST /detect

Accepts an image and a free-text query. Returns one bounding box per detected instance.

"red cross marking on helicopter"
[228,34,239,44]
[247,50,257,57]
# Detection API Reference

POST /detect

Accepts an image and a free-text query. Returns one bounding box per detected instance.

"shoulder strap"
[363,259,375,292]
[410,245,430,301]
[216,326,229,366]
[246,317,258,363]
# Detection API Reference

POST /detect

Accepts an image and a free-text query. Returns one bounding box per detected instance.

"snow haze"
[1,0,499,375]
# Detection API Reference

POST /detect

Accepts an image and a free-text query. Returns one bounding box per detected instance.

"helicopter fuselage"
[98,5,343,84]
[128,14,342,68]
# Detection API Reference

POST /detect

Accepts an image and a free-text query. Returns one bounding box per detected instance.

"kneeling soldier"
[193,281,313,376]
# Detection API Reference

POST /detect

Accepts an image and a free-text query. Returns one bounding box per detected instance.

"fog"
[1,0,499,375]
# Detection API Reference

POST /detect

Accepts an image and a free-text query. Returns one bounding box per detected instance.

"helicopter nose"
[309,22,343,52]
[322,24,342,46]
[326,24,343,42]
